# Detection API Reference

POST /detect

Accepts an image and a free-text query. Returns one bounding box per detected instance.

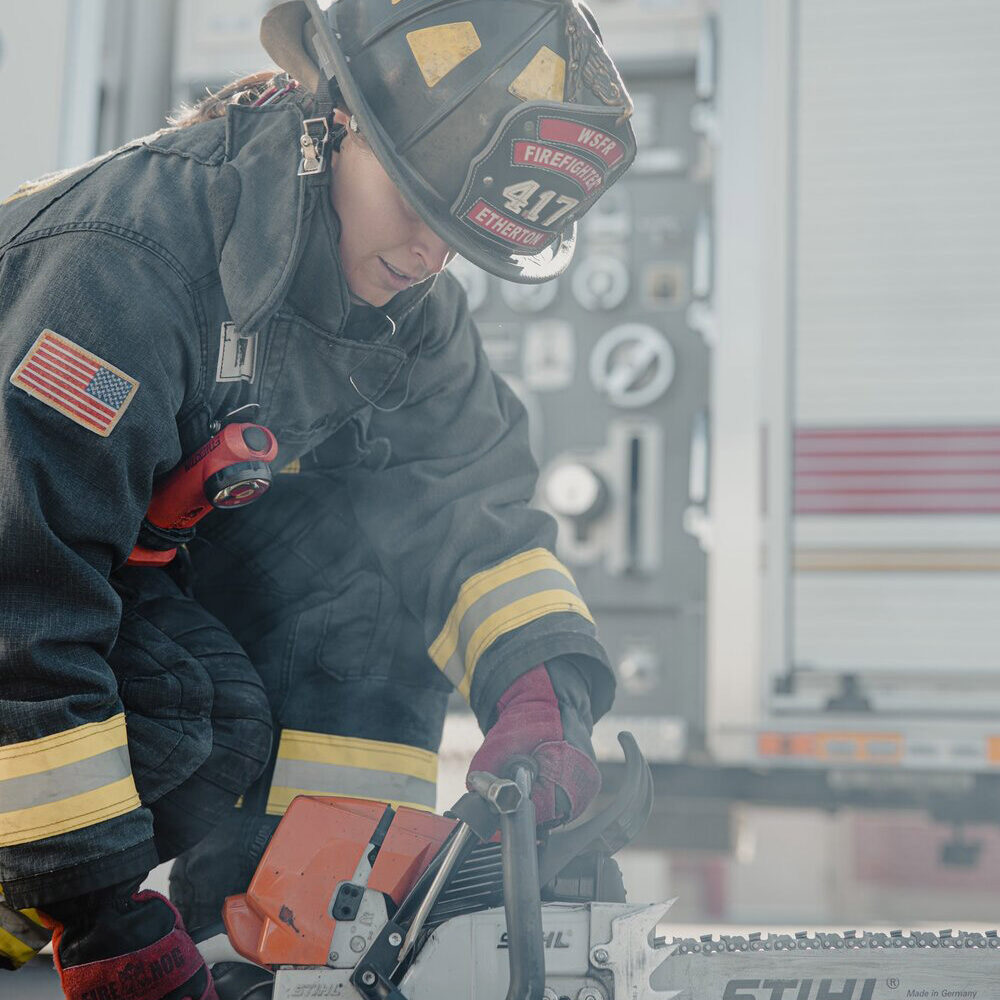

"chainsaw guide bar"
[657,929,1000,1000]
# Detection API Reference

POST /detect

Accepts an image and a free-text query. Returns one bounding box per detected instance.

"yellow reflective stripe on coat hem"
[265,789,435,817]
[0,714,128,780]
[265,731,438,816]
[0,776,140,847]
[274,730,437,783]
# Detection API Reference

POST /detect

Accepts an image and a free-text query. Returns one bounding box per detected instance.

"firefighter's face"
[330,109,454,307]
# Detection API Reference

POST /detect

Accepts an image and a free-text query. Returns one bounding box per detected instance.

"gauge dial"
[571,255,630,311]
[543,461,607,521]
[500,278,559,313]
[589,324,676,409]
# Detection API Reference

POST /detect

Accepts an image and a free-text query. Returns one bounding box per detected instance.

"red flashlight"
[128,423,278,567]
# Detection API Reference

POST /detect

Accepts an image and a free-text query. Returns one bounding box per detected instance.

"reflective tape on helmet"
[464,200,549,250]
[405,21,482,89]
[512,141,605,195]
[0,900,51,970]
[508,45,566,103]
[429,548,594,700]
[0,715,140,847]
[538,117,627,168]
[266,730,438,815]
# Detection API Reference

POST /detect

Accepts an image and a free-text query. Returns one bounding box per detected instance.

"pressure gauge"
[447,255,489,313]
[500,278,559,313]
[571,255,629,311]
[589,324,676,409]
[619,646,662,695]
[543,461,607,521]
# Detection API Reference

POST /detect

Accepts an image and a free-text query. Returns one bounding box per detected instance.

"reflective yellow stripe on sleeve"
[428,548,594,700]
[266,730,438,816]
[0,715,140,847]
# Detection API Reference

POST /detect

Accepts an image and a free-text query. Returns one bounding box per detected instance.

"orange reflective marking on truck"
[758,731,904,764]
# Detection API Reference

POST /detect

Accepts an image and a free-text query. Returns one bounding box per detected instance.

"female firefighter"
[0,1,636,997]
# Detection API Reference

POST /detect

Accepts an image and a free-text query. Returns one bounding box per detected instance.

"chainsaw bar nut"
[591,947,610,965]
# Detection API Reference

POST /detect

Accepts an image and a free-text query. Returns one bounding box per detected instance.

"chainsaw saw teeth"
[206,734,1000,1000]
[658,930,1000,1000]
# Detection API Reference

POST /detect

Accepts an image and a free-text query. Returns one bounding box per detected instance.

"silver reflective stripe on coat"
[429,548,594,699]
[0,714,139,847]
[266,729,438,815]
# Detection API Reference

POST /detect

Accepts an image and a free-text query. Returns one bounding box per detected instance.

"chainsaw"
[200,733,1000,1000]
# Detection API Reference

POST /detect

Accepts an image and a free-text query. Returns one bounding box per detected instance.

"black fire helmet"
[261,0,637,283]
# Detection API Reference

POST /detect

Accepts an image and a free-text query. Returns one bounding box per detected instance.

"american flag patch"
[10,329,139,437]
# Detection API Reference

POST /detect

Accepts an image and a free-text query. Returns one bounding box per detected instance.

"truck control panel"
[448,58,711,757]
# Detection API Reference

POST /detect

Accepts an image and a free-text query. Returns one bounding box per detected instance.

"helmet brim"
[260,1,323,96]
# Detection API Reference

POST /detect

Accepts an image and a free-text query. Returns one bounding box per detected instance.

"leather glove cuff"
[469,662,600,825]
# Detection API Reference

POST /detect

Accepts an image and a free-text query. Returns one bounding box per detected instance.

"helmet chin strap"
[349,307,428,414]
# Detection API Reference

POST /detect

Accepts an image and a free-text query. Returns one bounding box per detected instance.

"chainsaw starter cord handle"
[500,765,546,1000]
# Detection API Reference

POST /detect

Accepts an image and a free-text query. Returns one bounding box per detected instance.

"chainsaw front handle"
[500,765,546,1000]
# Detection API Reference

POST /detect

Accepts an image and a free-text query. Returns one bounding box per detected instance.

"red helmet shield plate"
[452,103,636,258]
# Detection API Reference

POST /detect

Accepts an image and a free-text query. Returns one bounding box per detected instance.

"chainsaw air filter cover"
[224,796,454,967]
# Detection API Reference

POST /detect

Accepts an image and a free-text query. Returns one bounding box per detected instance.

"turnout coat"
[0,91,613,908]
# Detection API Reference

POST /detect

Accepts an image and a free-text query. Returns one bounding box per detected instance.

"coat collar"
[219,99,437,338]
[219,100,317,332]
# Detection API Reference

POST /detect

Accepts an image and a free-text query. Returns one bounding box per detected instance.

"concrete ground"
[5,956,61,998]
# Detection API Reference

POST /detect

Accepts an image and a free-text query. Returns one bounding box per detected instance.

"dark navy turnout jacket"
[0,92,613,907]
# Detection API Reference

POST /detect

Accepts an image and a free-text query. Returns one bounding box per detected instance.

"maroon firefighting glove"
[468,660,601,826]
[43,879,217,1000]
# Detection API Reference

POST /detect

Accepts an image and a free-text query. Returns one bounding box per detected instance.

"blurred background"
[3,3,1000,993]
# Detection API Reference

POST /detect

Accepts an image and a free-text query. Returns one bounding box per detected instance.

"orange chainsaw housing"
[223,796,457,967]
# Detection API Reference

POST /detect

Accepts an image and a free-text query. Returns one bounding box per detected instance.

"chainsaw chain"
[668,929,1000,955]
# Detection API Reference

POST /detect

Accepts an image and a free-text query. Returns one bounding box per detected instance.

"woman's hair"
[168,71,346,129]
[168,71,277,128]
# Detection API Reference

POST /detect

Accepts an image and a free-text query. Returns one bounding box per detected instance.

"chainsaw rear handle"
[499,765,546,1000]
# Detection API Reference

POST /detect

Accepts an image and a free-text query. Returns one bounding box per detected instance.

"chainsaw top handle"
[348,766,546,1000]
[499,765,546,1000]
[349,736,650,1000]
[410,767,547,1000]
